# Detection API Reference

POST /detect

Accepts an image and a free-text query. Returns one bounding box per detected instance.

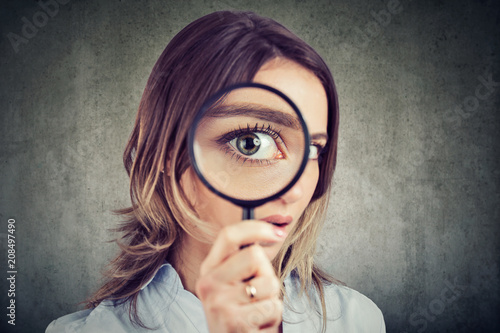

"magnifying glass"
[188,83,310,220]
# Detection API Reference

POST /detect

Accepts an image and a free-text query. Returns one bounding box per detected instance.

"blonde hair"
[87,10,340,332]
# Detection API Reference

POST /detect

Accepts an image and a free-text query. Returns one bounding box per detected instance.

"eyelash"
[215,123,284,165]
[216,123,281,143]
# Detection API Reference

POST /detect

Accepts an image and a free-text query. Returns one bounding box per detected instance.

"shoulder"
[45,302,132,333]
[323,282,386,331]
[45,263,207,333]
[46,309,91,333]
[284,273,385,332]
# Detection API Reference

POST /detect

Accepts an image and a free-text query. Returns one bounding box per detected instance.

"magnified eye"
[229,132,283,159]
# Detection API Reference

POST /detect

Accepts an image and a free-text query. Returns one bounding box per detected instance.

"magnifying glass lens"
[192,85,308,203]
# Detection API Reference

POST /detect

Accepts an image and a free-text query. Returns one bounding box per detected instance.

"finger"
[211,244,276,284]
[239,298,283,331]
[239,276,281,303]
[200,221,286,275]
[195,273,280,309]
[196,245,277,303]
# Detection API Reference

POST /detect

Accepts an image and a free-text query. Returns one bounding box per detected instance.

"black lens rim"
[188,82,310,209]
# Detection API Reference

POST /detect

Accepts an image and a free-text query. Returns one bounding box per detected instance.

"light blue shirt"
[46,263,385,332]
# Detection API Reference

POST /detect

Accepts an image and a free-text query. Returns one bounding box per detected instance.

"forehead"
[251,58,328,135]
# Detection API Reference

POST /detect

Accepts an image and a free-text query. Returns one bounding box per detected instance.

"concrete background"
[1,0,499,332]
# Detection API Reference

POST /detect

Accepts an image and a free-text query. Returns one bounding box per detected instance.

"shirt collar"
[140,262,178,290]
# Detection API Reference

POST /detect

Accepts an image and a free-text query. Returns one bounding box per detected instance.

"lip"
[259,214,293,226]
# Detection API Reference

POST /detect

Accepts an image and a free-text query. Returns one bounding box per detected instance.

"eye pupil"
[237,133,261,155]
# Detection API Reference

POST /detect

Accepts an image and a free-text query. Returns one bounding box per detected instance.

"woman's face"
[181,58,328,259]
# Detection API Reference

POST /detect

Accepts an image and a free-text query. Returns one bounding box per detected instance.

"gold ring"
[245,284,257,299]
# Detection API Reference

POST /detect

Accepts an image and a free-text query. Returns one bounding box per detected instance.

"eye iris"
[236,133,261,155]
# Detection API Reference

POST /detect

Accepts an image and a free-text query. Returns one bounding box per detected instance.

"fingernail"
[273,226,286,237]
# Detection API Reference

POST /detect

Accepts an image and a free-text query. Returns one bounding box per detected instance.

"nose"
[279,177,304,204]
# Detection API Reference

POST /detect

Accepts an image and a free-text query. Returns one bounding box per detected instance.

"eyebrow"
[311,133,328,142]
[206,103,302,130]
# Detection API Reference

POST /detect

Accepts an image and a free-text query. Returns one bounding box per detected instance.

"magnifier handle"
[240,206,253,250]
[242,207,254,220]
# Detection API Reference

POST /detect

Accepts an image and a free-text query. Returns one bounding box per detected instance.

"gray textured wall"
[1,0,499,332]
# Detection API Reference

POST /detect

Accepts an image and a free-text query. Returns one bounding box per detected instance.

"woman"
[47,10,385,333]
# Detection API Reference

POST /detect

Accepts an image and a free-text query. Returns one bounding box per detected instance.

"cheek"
[303,161,320,200]
[181,169,241,228]
[196,189,241,227]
